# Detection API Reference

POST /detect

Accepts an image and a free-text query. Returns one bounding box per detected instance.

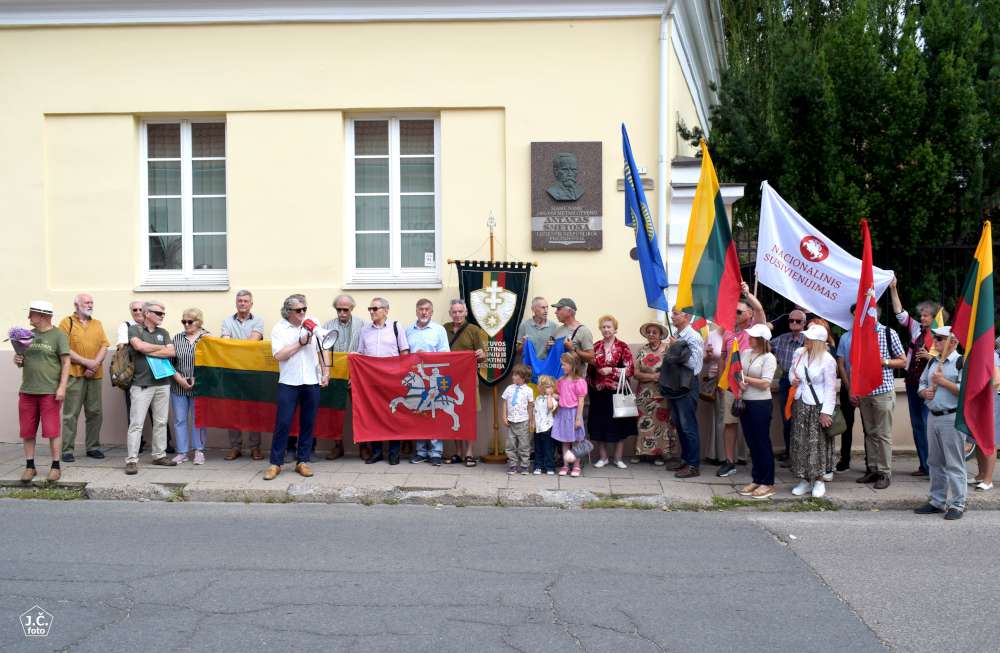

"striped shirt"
[870,324,905,396]
[171,331,207,396]
[770,331,805,371]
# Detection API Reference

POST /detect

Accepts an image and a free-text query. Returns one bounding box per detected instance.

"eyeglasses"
[368,306,383,312]
[148,310,165,317]
[290,307,307,314]
[131,308,143,313]
[181,320,196,326]
[335,307,352,313]
[788,319,804,324]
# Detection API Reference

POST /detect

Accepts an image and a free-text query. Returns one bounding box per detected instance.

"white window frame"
[344,114,442,289]
[137,118,229,291]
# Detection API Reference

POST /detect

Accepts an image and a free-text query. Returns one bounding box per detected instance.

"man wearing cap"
[663,307,704,478]
[549,298,594,377]
[14,301,71,483]
[220,289,266,461]
[125,301,177,475]
[914,326,966,520]
[58,293,110,462]
[853,306,906,489]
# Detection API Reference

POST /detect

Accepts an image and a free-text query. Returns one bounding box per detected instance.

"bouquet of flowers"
[5,326,34,355]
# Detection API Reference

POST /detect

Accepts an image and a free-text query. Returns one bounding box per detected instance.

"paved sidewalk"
[0,443,997,509]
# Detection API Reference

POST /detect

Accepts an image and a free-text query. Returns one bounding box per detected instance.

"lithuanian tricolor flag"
[194,337,349,439]
[953,222,996,456]
[677,141,743,331]
[716,338,742,399]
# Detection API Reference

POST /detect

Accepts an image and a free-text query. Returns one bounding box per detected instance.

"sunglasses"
[368,306,383,312]
[131,307,143,313]
[290,307,307,314]
[181,319,196,326]
[148,310,165,317]
[335,307,352,312]
[933,335,948,342]
[788,319,804,324]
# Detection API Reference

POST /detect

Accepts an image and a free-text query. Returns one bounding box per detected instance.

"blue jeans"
[740,399,774,485]
[667,379,700,468]
[415,440,443,459]
[170,393,205,454]
[533,428,555,472]
[906,383,929,471]
[270,383,320,466]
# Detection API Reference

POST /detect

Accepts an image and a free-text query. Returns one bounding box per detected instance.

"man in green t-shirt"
[14,300,70,483]
[124,300,177,475]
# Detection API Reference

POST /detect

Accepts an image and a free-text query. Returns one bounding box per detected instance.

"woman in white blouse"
[789,323,837,498]
[737,324,778,499]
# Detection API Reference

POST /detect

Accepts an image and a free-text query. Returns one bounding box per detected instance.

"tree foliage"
[682,0,998,310]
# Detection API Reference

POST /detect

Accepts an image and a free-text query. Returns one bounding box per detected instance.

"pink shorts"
[18,393,62,439]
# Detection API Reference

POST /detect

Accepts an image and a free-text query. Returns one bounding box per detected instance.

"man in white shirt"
[263,294,329,481]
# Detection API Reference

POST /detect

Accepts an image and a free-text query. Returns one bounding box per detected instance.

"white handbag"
[612,369,639,418]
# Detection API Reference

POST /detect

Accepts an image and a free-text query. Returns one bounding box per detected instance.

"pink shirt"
[557,377,588,408]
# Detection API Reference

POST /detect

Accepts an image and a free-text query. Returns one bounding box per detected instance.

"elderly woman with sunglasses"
[170,309,209,464]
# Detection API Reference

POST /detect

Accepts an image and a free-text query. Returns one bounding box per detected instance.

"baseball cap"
[745,324,772,341]
[803,324,828,342]
[551,298,577,310]
[931,326,952,337]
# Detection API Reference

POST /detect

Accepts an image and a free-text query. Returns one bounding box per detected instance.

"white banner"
[756,181,893,330]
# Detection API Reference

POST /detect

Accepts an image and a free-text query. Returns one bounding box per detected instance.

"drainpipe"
[658,0,676,320]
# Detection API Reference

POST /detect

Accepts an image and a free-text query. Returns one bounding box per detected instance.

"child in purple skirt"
[552,352,587,477]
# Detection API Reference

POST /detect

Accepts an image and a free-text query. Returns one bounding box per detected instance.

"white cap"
[28,300,54,315]
[745,324,772,341]
[803,324,828,342]
[931,326,952,338]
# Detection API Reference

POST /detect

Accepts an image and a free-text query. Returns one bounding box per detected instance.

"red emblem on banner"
[799,235,830,262]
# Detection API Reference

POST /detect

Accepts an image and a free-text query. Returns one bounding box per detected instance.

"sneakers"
[61,452,75,463]
[856,471,878,484]
[125,462,138,475]
[20,467,36,483]
[411,455,429,464]
[791,480,811,496]
[821,472,834,482]
[811,480,826,498]
[152,457,178,467]
[546,470,556,476]
[873,474,891,490]
[975,481,994,491]
[944,508,964,520]
[716,461,737,477]
[193,450,205,465]
[507,465,518,474]
[263,465,281,481]
[613,460,628,469]
[172,453,189,464]
[519,466,529,475]
[532,468,542,475]
[593,458,609,468]
[569,465,581,477]
[558,466,569,476]
[86,449,105,459]
[430,457,442,466]
[835,459,851,472]
[914,502,944,515]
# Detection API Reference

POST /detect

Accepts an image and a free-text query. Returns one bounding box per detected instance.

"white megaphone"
[301,319,337,350]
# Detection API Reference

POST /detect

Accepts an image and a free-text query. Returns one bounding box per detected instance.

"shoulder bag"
[803,361,846,437]
[612,368,638,418]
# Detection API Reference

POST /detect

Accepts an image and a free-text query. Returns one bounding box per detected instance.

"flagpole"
[483,212,506,464]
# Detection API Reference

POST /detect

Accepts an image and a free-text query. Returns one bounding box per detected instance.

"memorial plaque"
[531,141,602,250]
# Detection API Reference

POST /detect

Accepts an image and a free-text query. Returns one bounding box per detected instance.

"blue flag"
[622,124,669,311]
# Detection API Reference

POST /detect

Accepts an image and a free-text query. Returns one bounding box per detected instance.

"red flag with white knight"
[849,219,883,397]
[349,352,478,442]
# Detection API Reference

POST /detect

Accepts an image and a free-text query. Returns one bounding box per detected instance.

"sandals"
[750,485,775,499]
[444,454,462,465]
[464,456,477,467]
[738,483,759,496]
[569,465,581,478]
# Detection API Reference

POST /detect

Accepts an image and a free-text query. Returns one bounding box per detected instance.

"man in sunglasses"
[124,301,177,475]
[264,294,329,481]
[770,308,807,462]
[220,289,265,461]
[357,297,410,465]
[321,294,368,460]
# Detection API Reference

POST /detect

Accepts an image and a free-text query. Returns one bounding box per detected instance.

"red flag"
[349,352,478,442]
[849,219,883,397]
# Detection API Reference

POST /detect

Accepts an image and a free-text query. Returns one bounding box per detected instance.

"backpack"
[110,322,135,389]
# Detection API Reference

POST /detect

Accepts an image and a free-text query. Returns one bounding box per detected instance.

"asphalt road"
[1,502,996,652]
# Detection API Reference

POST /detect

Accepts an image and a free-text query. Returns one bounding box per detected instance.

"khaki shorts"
[720,390,740,425]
